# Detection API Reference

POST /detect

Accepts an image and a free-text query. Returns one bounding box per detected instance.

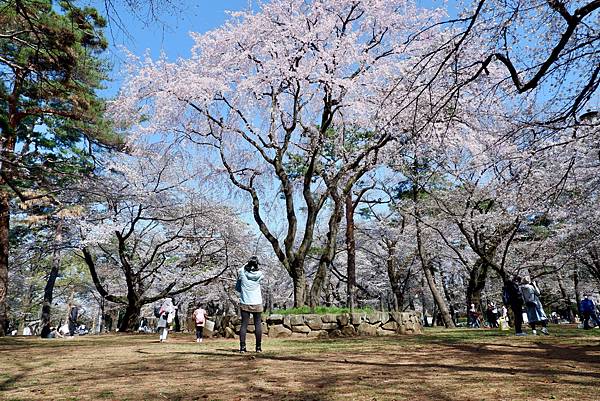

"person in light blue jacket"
[236,256,264,353]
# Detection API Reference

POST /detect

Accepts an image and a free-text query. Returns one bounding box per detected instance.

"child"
[192,305,208,343]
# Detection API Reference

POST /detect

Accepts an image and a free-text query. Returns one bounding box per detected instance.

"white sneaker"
[198,338,203,343]
[541,327,549,335]
[532,330,537,335]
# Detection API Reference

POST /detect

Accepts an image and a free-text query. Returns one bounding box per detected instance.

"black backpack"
[153,305,161,318]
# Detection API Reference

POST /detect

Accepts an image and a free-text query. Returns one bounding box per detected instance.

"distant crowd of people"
[11,260,600,348]
[463,275,600,336]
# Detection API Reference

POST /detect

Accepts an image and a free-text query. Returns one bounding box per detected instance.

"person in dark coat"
[68,305,79,337]
[580,294,600,329]
[502,276,526,336]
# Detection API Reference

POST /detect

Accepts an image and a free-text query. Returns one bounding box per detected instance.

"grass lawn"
[0,325,599,401]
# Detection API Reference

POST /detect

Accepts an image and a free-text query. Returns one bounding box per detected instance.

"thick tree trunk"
[40,220,63,335]
[291,263,307,307]
[345,192,357,310]
[0,191,9,336]
[391,285,403,312]
[465,258,489,314]
[118,302,141,332]
[309,261,328,308]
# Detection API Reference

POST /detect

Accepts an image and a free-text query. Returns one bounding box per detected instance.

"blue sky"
[91,0,449,97]
[90,0,258,96]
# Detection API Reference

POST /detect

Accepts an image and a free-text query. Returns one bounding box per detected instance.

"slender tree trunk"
[415,218,455,328]
[309,194,345,308]
[345,192,357,310]
[64,289,75,324]
[18,285,33,335]
[556,272,574,322]
[573,267,582,319]
[0,191,9,336]
[439,269,455,324]
[420,277,429,327]
[40,220,63,335]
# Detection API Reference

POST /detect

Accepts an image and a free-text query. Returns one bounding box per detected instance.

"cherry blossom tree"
[433,0,599,125]
[112,0,462,307]
[77,150,249,331]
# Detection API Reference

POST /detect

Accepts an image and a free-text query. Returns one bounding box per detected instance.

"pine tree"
[0,0,121,335]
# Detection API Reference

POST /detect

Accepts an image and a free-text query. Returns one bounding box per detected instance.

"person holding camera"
[236,256,264,353]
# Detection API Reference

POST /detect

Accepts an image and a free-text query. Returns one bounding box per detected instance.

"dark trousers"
[510,303,523,334]
[68,320,77,336]
[195,325,204,339]
[583,312,600,329]
[240,311,262,350]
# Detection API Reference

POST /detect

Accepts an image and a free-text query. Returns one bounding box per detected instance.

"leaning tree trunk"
[439,269,456,324]
[415,216,455,328]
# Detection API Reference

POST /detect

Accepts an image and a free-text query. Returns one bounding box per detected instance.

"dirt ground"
[1,326,599,401]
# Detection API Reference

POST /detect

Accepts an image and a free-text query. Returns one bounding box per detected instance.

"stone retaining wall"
[210,311,422,339]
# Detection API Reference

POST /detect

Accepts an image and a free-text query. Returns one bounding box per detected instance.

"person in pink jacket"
[192,305,208,343]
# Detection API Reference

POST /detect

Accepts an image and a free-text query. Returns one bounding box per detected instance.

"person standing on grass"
[468,304,480,328]
[580,294,600,329]
[192,305,208,343]
[68,305,79,338]
[520,277,549,335]
[158,298,176,342]
[502,276,526,336]
[236,256,264,353]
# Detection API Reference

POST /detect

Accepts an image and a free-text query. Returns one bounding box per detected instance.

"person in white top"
[157,298,176,342]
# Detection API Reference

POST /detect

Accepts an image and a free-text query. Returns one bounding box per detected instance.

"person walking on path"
[580,294,600,329]
[192,305,208,342]
[520,277,549,335]
[236,256,264,353]
[157,298,176,342]
[502,276,526,336]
